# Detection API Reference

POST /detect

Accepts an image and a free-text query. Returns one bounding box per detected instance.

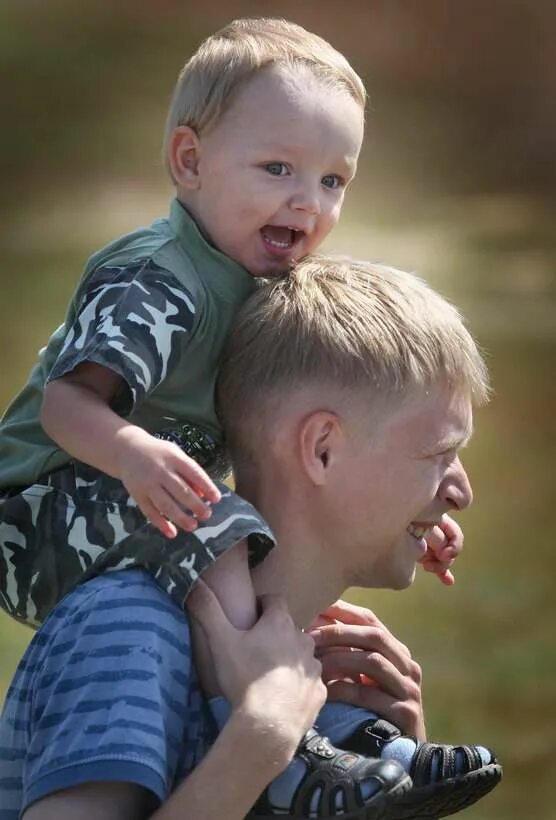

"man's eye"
[265,163,288,176]
[322,174,344,189]
[434,448,457,461]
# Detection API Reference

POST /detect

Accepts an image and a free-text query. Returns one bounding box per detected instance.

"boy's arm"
[41,361,220,535]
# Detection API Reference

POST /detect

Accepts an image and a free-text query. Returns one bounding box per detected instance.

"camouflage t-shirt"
[0,200,257,488]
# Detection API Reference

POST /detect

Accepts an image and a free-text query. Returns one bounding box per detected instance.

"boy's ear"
[168,126,202,189]
[299,411,343,486]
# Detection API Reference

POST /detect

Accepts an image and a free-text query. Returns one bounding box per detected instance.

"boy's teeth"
[262,226,295,248]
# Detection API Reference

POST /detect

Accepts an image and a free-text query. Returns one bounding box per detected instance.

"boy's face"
[330,383,474,591]
[178,66,364,276]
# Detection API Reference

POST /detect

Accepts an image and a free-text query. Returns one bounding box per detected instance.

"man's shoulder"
[50,569,189,634]
[28,570,192,674]
[0,571,208,814]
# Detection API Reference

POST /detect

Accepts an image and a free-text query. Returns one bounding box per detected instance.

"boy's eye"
[265,162,288,176]
[321,174,344,190]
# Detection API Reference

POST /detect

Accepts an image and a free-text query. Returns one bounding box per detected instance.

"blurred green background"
[1,1,554,817]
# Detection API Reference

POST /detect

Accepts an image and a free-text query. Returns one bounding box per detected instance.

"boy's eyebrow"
[255,142,357,171]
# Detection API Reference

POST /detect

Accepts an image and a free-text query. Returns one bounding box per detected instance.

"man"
[0,256,499,819]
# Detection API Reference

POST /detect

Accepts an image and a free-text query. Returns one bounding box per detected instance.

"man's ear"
[299,411,343,486]
[168,126,202,189]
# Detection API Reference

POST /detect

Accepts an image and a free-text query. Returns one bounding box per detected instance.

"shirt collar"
[168,199,256,299]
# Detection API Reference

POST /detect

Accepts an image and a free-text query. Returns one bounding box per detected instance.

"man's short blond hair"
[218,256,490,471]
[163,17,366,168]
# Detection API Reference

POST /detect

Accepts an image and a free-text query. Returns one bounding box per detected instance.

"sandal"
[247,728,412,819]
[343,718,502,819]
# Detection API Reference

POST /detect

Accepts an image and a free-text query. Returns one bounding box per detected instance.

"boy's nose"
[438,456,473,511]
[291,185,321,216]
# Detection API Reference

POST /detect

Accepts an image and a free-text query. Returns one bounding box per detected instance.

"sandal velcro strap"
[410,742,488,787]
[344,718,402,758]
[248,729,410,819]
[340,719,502,819]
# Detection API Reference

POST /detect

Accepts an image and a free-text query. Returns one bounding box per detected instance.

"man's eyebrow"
[435,424,474,452]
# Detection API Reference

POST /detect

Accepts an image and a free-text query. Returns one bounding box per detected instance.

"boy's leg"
[315,705,501,819]
[189,550,412,818]
[189,540,257,697]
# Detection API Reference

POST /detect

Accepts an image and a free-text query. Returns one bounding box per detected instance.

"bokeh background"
[1,1,554,817]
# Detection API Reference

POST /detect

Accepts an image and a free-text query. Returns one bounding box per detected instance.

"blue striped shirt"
[0,570,215,818]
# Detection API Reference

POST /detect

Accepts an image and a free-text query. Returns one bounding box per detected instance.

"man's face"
[185,66,364,277]
[335,384,474,591]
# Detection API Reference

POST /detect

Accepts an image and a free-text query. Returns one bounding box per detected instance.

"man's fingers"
[316,599,385,629]
[320,649,416,698]
[327,679,394,711]
[326,680,425,739]
[310,623,412,668]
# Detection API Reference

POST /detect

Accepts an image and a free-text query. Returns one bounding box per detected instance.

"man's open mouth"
[406,522,432,541]
[261,225,305,251]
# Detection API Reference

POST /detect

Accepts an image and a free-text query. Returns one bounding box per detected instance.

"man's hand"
[309,599,426,741]
[420,513,464,586]
[115,426,221,538]
[188,582,326,763]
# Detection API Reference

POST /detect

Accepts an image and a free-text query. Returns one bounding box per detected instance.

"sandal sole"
[384,762,502,819]
[248,773,413,820]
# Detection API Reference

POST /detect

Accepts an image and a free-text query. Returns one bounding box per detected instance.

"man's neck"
[245,477,347,629]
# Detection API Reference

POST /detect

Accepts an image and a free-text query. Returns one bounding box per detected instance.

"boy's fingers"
[149,488,199,532]
[141,499,178,539]
[437,568,455,586]
[162,475,212,521]
[174,457,221,504]
[425,525,447,552]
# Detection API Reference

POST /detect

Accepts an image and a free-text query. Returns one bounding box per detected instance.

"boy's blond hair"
[218,255,490,471]
[164,17,366,168]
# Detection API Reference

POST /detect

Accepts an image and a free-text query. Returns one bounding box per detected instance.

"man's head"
[164,18,365,277]
[219,256,490,591]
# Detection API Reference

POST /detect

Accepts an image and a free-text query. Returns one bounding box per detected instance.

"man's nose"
[439,456,473,511]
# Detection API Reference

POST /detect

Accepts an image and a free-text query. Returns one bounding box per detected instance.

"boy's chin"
[249,264,292,279]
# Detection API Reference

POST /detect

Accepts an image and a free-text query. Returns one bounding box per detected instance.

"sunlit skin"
[247,382,474,630]
[334,384,474,592]
[169,64,365,277]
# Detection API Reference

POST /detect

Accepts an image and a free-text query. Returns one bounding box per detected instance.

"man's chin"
[390,565,418,591]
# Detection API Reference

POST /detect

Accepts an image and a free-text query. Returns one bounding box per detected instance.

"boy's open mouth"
[261,225,304,251]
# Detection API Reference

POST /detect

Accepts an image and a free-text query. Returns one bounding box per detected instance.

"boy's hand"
[419,513,463,586]
[308,599,426,740]
[115,426,221,538]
